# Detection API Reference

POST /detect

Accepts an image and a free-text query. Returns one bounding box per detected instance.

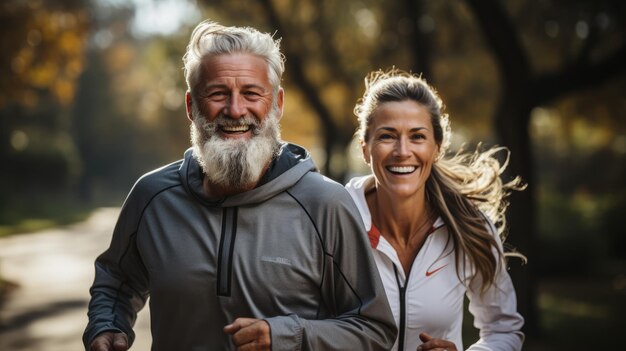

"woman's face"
[362,100,439,200]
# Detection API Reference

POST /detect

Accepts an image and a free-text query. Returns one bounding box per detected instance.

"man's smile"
[220,124,252,133]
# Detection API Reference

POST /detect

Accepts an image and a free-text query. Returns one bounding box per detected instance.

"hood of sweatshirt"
[179,142,317,207]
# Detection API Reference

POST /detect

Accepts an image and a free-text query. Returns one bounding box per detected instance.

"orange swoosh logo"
[425,264,448,277]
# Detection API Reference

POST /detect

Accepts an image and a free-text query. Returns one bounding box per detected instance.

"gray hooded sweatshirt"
[84,143,396,350]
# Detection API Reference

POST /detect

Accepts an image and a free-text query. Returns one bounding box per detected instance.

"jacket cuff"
[264,314,303,351]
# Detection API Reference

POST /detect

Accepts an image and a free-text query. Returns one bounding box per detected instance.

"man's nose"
[225,94,246,119]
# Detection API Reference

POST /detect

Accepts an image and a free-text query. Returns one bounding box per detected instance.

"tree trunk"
[258,0,347,179]
[402,0,432,81]
[495,93,539,336]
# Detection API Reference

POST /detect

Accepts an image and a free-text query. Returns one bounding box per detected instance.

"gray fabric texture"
[83,143,396,350]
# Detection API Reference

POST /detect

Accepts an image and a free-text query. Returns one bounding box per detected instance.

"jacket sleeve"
[264,187,397,350]
[465,221,525,351]
[82,184,151,350]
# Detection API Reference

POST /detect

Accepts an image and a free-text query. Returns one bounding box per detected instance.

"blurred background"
[0,0,624,349]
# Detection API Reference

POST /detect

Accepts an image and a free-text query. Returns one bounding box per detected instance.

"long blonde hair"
[354,69,525,294]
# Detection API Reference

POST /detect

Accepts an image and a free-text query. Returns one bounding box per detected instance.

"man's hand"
[416,332,457,351]
[224,318,271,351]
[90,331,129,351]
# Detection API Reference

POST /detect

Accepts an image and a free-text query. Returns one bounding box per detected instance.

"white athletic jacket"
[346,175,524,351]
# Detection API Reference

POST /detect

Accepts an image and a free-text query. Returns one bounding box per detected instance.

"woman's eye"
[378,134,393,140]
[411,134,426,140]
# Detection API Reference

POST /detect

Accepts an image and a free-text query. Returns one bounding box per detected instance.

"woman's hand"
[416,332,458,351]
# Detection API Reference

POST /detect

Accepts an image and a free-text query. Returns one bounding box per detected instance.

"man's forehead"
[201,53,268,72]
[199,53,270,86]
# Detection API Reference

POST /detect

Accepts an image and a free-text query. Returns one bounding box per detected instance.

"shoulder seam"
[285,189,365,317]
[112,183,182,320]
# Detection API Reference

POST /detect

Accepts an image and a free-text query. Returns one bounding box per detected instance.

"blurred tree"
[0,0,89,108]
[0,0,89,209]
[464,0,626,335]
[71,3,190,203]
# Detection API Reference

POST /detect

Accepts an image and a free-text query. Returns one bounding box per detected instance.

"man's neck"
[202,177,257,198]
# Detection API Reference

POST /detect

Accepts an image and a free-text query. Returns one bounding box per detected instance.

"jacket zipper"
[394,265,407,351]
[217,207,238,296]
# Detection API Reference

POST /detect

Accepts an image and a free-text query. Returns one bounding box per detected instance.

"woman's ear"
[361,140,370,165]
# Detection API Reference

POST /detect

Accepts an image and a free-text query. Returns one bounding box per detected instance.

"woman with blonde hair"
[345,69,525,351]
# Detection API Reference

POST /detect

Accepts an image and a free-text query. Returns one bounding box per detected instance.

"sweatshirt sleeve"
[264,186,397,350]
[465,221,525,351]
[82,184,151,350]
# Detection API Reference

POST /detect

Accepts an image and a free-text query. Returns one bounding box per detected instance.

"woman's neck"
[367,187,432,247]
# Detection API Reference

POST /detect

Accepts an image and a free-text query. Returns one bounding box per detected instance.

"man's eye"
[206,91,229,99]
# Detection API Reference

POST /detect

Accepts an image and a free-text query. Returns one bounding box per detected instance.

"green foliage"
[603,191,626,259]
[536,188,603,276]
[535,182,626,276]
[532,277,626,349]
[0,192,93,237]
[531,98,626,275]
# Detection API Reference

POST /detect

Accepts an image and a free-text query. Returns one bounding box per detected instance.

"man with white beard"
[83,20,396,351]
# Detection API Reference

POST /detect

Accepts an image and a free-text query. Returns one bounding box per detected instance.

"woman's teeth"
[387,166,416,174]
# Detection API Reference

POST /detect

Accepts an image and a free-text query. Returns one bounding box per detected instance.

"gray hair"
[183,20,285,95]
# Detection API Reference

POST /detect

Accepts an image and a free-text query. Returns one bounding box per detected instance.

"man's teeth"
[388,166,416,174]
[221,125,250,132]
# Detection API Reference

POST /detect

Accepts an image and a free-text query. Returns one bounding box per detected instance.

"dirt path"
[0,208,151,350]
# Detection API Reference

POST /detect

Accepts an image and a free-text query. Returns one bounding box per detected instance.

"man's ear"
[276,88,284,120]
[185,91,194,122]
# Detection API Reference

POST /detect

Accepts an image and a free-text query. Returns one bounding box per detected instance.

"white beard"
[190,103,282,192]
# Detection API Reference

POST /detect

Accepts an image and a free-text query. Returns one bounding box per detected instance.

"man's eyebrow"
[203,83,268,91]
[241,84,268,91]
[376,126,429,132]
